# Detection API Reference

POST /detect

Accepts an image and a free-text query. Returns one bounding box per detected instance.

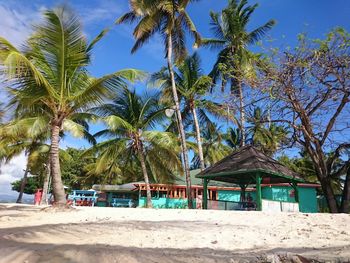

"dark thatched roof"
[196,145,304,184]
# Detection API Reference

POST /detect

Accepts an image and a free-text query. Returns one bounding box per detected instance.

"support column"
[239,184,247,202]
[256,173,262,211]
[203,178,208,209]
[292,181,299,203]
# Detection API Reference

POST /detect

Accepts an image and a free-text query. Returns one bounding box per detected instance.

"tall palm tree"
[0,7,142,205]
[88,89,182,208]
[202,0,275,146]
[151,52,231,171]
[116,0,201,208]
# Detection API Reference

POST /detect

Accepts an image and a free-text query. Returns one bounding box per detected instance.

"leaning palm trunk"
[50,123,66,205]
[167,34,193,208]
[191,105,205,171]
[16,167,29,203]
[137,141,153,208]
[40,159,51,205]
[237,81,245,147]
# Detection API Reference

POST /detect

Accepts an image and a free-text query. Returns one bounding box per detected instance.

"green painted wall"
[262,186,318,213]
[218,190,256,202]
[262,186,296,203]
[298,187,318,213]
[139,197,192,209]
[138,186,318,212]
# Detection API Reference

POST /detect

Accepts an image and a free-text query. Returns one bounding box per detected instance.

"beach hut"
[196,145,316,212]
[92,183,139,207]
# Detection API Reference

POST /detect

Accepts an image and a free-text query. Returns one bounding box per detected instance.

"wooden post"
[203,179,208,209]
[256,173,262,211]
[292,181,299,203]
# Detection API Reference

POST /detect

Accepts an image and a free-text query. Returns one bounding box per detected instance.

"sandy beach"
[0,204,349,263]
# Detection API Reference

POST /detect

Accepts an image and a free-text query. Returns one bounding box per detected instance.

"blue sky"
[0,0,349,196]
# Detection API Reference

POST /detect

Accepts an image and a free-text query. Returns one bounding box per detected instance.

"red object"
[34,189,43,205]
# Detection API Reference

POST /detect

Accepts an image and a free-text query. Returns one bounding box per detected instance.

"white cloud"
[0,153,27,196]
[74,0,126,26]
[0,3,41,48]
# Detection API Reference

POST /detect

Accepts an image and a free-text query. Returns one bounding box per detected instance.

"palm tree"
[116,0,201,208]
[202,0,275,146]
[0,7,142,205]
[0,120,50,203]
[88,89,182,208]
[0,121,73,204]
[151,52,232,171]
[0,139,39,203]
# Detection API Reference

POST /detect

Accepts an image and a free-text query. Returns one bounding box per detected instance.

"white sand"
[0,204,349,263]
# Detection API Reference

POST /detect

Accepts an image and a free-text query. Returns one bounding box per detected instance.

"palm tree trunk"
[50,123,66,206]
[167,34,193,208]
[40,159,51,205]
[237,81,245,147]
[137,141,153,208]
[16,166,29,203]
[191,105,205,171]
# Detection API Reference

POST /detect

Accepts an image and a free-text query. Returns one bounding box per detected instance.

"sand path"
[0,204,349,262]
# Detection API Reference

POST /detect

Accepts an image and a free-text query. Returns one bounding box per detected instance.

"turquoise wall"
[262,186,296,203]
[138,186,318,212]
[218,190,256,202]
[261,186,318,213]
[298,187,318,213]
[139,197,192,208]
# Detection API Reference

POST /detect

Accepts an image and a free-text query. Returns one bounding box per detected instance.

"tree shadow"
[0,222,349,263]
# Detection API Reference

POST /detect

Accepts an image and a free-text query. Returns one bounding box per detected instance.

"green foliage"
[225,127,242,150]
[192,124,232,168]
[202,0,275,91]
[247,107,288,156]
[61,147,95,189]
[86,89,182,184]
[0,6,143,202]
[117,0,201,64]
[150,52,234,132]
[11,176,41,195]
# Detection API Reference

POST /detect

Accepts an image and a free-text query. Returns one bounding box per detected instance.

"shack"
[196,145,318,212]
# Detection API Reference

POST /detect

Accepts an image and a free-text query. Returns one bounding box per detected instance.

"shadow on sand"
[0,222,349,263]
